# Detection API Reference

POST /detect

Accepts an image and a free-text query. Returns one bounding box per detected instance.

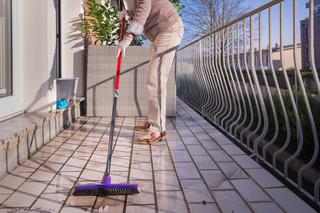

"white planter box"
[86,46,176,117]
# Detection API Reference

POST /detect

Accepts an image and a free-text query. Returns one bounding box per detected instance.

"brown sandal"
[138,131,167,144]
[134,121,151,131]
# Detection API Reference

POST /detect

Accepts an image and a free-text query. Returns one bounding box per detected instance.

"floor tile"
[201,170,233,190]
[199,140,220,150]
[167,140,186,150]
[217,162,248,179]
[220,144,244,155]
[181,137,200,145]
[127,180,154,205]
[0,194,9,204]
[231,179,271,202]
[180,179,214,203]
[170,150,192,163]
[175,162,201,179]
[126,205,156,213]
[249,202,284,213]
[60,206,92,212]
[194,132,211,140]
[152,155,175,171]
[3,182,48,208]
[189,203,220,213]
[0,174,27,192]
[266,188,316,213]
[66,195,96,207]
[154,170,180,191]
[94,196,125,212]
[232,155,262,169]
[28,170,56,182]
[186,145,207,156]
[192,155,218,170]
[157,191,188,213]
[31,193,67,212]
[212,190,251,213]
[246,168,283,188]
[151,144,170,156]
[208,150,233,162]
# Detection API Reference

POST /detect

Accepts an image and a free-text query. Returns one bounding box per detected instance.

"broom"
[73,0,139,196]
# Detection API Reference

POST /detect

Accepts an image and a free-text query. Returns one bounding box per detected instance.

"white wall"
[0,0,57,120]
[61,0,85,97]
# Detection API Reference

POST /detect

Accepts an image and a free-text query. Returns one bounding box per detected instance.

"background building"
[301,0,320,71]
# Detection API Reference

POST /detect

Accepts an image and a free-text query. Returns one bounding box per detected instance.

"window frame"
[0,0,13,98]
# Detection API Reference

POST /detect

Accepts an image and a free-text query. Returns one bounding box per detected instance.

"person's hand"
[117,35,133,58]
[117,10,127,21]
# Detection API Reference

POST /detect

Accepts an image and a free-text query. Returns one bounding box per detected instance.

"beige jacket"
[114,0,180,41]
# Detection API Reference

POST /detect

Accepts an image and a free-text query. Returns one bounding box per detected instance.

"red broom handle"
[115,18,126,90]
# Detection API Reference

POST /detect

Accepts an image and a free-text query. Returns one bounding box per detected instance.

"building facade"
[300,0,320,71]
[0,0,84,121]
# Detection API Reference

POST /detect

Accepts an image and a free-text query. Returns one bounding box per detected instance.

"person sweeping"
[115,0,184,144]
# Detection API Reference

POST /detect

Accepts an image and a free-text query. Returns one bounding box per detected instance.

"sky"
[175,0,311,48]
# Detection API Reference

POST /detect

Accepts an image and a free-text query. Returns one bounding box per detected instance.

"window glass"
[0,0,12,98]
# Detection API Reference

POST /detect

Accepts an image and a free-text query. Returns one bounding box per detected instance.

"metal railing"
[176,0,320,205]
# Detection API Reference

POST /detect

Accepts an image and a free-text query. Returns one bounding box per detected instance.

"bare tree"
[182,0,247,42]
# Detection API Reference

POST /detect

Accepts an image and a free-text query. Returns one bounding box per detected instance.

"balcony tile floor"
[0,99,316,213]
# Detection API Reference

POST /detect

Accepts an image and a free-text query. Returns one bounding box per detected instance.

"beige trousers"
[147,18,184,133]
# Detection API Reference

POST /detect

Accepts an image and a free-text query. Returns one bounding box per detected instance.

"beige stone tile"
[157,191,188,213]
[212,190,251,213]
[167,140,186,150]
[94,196,125,212]
[110,156,130,172]
[127,180,154,205]
[218,162,249,179]
[170,150,192,163]
[0,194,9,204]
[126,205,156,213]
[152,155,174,171]
[3,182,47,208]
[31,193,67,212]
[51,172,81,186]
[65,158,88,169]
[266,188,316,213]
[154,171,180,191]
[28,170,56,182]
[80,169,104,181]
[186,145,207,156]
[66,195,96,207]
[201,170,233,190]
[189,203,220,213]
[0,174,26,193]
[246,168,283,188]
[60,206,92,212]
[249,202,284,213]
[151,144,170,156]
[47,154,70,164]
[175,162,200,179]
[192,155,218,170]
[44,183,72,194]
[199,140,220,150]
[180,179,214,203]
[208,150,233,162]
